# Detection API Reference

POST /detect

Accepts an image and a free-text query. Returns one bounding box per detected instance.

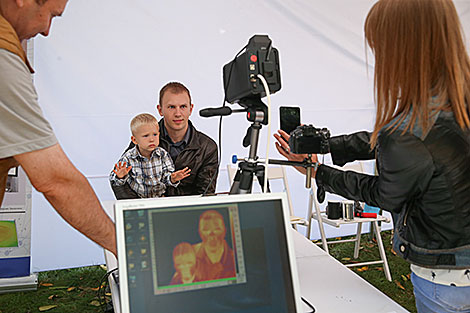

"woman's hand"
[273,129,318,175]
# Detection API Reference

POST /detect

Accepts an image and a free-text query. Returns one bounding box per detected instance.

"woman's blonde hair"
[365,0,470,147]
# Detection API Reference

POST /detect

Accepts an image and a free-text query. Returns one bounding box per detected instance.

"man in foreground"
[0,0,116,255]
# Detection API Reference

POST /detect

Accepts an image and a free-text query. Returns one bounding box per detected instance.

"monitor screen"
[116,193,300,313]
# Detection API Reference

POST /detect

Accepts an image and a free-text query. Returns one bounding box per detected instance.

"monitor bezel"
[115,192,302,313]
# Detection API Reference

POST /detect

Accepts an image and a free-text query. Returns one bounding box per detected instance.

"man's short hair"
[159,82,192,105]
[199,210,225,230]
[130,113,158,136]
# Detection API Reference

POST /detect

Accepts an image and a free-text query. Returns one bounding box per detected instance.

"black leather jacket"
[159,120,218,196]
[316,111,470,269]
[111,120,218,198]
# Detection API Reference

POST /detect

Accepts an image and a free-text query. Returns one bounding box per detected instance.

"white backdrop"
[30,0,470,271]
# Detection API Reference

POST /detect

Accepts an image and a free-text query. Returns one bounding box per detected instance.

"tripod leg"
[230,163,255,194]
[229,169,242,194]
[254,165,270,192]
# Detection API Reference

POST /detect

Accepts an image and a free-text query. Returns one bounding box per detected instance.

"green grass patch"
[0,266,108,313]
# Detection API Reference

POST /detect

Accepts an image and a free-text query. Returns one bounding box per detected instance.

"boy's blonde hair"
[130,113,158,136]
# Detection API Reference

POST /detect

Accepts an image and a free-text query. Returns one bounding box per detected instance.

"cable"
[202,44,248,196]
[98,267,118,313]
[201,115,223,196]
[257,74,271,193]
[301,296,316,312]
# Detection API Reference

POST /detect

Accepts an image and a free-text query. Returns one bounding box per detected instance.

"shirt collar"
[161,120,191,145]
[130,146,162,159]
[0,14,35,73]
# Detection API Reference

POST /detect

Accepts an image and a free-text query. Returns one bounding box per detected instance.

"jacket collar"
[159,119,200,150]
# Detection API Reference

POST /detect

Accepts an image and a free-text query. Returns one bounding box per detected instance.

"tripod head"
[200,35,321,195]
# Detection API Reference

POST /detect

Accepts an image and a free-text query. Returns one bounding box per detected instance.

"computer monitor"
[115,192,302,313]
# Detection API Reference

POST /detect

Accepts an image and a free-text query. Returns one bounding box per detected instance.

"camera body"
[288,125,330,154]
[223,35,281,104]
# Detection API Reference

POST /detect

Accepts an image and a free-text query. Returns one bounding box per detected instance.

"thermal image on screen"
[148,205,246,295]
[0,220,19,247]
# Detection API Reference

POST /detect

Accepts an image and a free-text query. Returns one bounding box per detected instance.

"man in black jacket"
[112,82,218,198]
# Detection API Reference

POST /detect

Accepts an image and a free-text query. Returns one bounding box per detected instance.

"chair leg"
[312,195,329,253]
[373,221,392,282]
[353,222,363,259]
[368,221,374,241]
[318,219,329,253]
[306,189,314,239]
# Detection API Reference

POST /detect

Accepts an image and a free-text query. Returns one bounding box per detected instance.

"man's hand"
[113,161,132,179]
[171,167,191,183]
[273,129,318,176]
[14,144,117,256]
[0,157,20,204]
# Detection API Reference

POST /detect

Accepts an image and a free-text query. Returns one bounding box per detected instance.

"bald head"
[0,0,68,41]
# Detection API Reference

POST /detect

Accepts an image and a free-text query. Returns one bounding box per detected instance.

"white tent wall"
[30,1,470,271]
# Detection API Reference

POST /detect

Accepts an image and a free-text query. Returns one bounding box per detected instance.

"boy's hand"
[113,161,132,179]
[171,167,191,183]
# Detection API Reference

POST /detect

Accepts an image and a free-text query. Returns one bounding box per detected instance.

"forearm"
[329,131,375,166]
[15,144,117,256]
[43,175,117,254]
[316,132,434,213]
[316,164,381,207]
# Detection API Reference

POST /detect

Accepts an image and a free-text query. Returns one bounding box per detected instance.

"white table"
[102,201,408,313]
[292,229,407,312]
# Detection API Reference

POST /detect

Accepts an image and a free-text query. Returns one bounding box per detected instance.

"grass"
[0,266,108,313]
[0,230,416,313]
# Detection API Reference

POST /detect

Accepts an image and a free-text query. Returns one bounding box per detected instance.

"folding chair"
[226,165,308,229]
[306,162,392,281]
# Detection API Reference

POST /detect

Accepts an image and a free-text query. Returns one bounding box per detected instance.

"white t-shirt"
[0,49,57,159]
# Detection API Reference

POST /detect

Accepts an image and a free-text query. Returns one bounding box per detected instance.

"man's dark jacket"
[111,119,218,198]
[316,111,470,269]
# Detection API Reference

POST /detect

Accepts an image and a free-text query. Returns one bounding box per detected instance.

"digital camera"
[288,125,330,154]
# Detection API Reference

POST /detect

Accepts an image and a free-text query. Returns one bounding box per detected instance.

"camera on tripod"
[223,35,281,107]
[289,125,330,154]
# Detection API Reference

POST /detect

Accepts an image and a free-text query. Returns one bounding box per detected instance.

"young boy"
[170,242,201,285]
[110,113,190,198]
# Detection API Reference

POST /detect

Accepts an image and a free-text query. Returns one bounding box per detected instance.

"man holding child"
[111,82,218,199]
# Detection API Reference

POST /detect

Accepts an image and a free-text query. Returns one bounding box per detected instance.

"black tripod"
[229,98,317,194]
[229,97,269,194]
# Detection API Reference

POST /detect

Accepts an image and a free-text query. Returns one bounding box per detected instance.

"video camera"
[223,35,281,108]
[289,125,330,154]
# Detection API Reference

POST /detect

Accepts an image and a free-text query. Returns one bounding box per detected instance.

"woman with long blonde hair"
[275,0,470,311]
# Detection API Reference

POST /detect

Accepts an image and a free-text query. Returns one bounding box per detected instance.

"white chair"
[226,165,308,229]
[306,161,392,282]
